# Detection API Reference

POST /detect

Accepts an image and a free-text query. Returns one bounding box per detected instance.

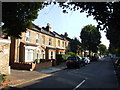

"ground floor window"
[49,50,55,59]
[41,50,45,59]
[25,49,34,62]
[60,52,62,54]
[51,51,53,59]
[37,52,41,59]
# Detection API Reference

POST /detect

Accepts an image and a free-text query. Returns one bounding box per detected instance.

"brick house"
[9,23,69,66]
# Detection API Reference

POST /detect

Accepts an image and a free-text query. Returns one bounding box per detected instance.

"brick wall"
[11,61,52,71]
[0,38,11,75]
[34,61,52,70]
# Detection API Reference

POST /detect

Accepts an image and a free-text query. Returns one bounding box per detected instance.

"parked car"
[77,56,86,66]
[66,56,84,68]
[82,57,90,65]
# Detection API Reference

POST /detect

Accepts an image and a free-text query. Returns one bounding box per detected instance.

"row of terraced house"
[7,23,70,71]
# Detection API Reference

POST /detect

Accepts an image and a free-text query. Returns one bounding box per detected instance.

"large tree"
[2,2,120,55]
[2,2,43,38]
[70,37,81,54]
[80,24,101,55]
[98,44,107,55]
[56,2,120,55]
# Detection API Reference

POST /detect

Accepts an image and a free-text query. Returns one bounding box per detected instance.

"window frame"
[49,38,52,46]
[36,34,40,44]
[26,31,30,42]
[42,36,45,45]
[58,40,60,47]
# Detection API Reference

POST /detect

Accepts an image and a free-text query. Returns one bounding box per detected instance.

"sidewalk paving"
[1,63,67,88]
[36,63,67,74]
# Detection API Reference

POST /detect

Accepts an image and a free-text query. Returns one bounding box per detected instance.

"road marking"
[73,79,86,90]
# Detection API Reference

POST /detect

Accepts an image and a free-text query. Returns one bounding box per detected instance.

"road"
[17,56,118,89]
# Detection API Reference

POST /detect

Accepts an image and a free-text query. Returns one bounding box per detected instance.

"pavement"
[1,63,67,88]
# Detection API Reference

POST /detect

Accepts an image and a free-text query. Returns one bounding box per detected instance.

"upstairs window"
[62,41,64,47]
[36,34,40,44]
[58,40,60,47]
[42,36,45,45]
[65,42,67,47]
[26,31,30,42]
[49,38,52,46]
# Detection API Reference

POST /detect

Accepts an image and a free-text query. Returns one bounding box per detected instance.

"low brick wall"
[34,61,52,70]
[11,61,52,71]
[12,62,34,70]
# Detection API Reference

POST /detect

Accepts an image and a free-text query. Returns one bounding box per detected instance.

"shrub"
[35,59,40,64]
[78,54,83,57]
[68,52,75,56]
[2,74,7,82]
[62,54,70,60]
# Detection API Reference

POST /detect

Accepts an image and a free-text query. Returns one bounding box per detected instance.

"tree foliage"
[98,44,107,55]
[70,37,81,54]
[108,43,120,56]
[57,2,120,55]
[80,24,101,54]
[2,2,43,38]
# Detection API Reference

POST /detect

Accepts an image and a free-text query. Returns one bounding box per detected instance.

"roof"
[29,23,55,37]
[52,31,63,40]
[27,23,41,32]
[53,31,69,41]
[46,46,56,50]
[28,23,70,41]
[41,27,55,37]
[21,42,38,47]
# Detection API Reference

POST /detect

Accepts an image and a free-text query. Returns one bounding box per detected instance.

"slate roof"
[28,23,69,41]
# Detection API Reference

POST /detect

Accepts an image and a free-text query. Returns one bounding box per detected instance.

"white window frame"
[25,49,34,62]
[36,34,40,44]
[49,38,52,46]
[51,51,53,59]
[42,36,45,45]
[25,46,37,62]
[26,31,30,42]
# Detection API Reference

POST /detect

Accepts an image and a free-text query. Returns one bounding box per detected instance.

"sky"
[33,3,110,48]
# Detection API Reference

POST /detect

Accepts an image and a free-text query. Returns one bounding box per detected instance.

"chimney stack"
[46,23,51,31]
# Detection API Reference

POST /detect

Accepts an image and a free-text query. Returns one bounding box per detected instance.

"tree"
[2,2,43,38]
[108,43,120,56]
[55,2,120,55]
[70,37,81,54]
[98,44,107,55]
[80,24,101,55]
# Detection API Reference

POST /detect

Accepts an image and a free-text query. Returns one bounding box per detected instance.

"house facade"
[10,23,69,64]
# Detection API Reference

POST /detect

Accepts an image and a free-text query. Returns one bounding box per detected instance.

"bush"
[35,59,40,64]
[62,54,70,60]
[62,52,76,60]
[2,74,7,82]
[68,52,75,56]
[78,54,83,57]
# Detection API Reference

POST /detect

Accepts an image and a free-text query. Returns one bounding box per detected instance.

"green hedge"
[62,54,70,60]
[62,52,76,60]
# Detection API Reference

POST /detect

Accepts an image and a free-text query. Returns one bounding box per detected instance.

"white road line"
[73,80,86,90]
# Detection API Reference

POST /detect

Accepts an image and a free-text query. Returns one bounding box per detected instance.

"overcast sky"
[33,3,110,48]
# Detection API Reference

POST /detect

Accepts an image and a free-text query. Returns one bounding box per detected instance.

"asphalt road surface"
[17,56,119,89]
